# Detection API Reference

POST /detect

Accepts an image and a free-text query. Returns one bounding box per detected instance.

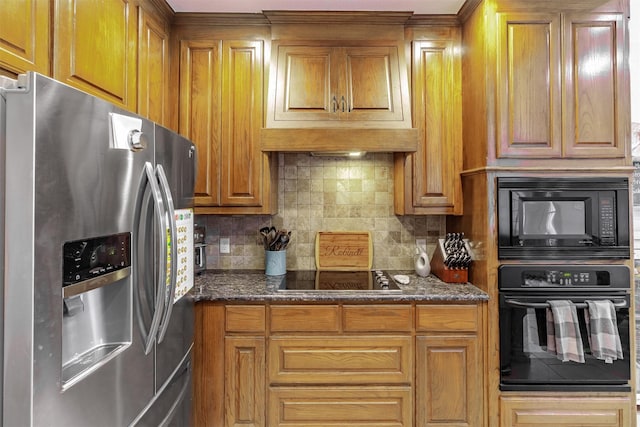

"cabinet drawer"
[269,336,412,384]
[268,386,412,426]
[500,396,632,427]
[225,305,265,333]
[343,305,412,332]
[416,304,478,332]
[270,305,340,332]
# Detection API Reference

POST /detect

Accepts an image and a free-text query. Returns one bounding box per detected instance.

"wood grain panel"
[496,13,562,158]
[266,40,410,128]
[225,305,266,333]
[137,8,170,126]
[268,386,412,426]
[220,40,264,206]
[416,335,481,426]
[270,305,340,332]
[225,336,265,427]
[55,0,137,110]
[194,303,225,427]
[416,304,478,332]
[414,41,461,210]
[344,46,407,122]
[0,0,49,75]
[343,304,412,332]
[394,34,462,216]
[500,396,633,426]
[563,13,626,158]
[276,46,333,119]
[179,40,221,206]
[269,336,412,384]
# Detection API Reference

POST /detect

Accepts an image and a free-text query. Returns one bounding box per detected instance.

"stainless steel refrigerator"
[0,72,196,426]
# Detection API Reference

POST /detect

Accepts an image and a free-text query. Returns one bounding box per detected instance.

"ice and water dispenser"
[61,232,132,389]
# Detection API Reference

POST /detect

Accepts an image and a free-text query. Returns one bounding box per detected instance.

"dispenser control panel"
[63,232,131,286]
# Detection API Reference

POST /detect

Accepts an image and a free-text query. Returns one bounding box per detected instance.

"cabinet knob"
[332,96,337,113]
[341,95,346,112]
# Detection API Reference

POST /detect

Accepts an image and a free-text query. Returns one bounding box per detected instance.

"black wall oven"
[499,265,631,392]
[497,177,630,260]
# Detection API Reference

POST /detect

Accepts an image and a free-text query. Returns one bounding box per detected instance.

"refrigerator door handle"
[155,164,177,344]
[140,162,168,355]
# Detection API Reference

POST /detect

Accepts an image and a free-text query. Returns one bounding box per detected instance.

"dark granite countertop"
[194,270,489,303]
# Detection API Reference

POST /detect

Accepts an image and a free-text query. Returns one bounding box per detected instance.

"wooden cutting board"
[315,231,372,270]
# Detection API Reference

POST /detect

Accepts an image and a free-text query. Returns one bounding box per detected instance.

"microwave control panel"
[598,195,615,244]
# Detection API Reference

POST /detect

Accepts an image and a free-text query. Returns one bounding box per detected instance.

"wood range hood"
[260,128,420,153]
[260,11,419,154]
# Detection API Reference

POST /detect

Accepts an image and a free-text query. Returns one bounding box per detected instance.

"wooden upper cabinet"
[220,40,265,207]
[0,0,50,76]
[267,41,411,128]
[395,37,462,215]
[496,12,627,159]
[137,7,171,128]
[179,38,275,214]
[496,13,562,158]
[562,13,627,158]
[54,0,137,111]
[179,39,222,207]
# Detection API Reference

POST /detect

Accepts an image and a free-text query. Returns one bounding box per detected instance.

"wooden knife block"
[430,238,469,283]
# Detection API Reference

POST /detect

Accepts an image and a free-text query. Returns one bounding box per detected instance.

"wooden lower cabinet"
[416,335,481,427]
[224,336,265,427]
[500,395,633,427]
[197,302,485,427]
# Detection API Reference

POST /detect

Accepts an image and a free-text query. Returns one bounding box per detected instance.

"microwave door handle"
[504,298,628,309]
[142,162,168,355]
[155,164,177,344]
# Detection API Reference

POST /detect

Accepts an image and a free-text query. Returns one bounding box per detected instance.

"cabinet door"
[0,0,49,76]
[342,45,409,125]
[225,336,265,427]
[500,396,632,427]
[416,335,481,427]
[496,13,562,158]
[137,7,170,128]
[54,0,137,111]
[179,40,222,207]
[562,13,627,158]
[271,45,338,123]
[267,42,410,128]
[220,40,265,206]
[394,39,462,215]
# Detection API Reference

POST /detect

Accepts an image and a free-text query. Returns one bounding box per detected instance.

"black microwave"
[497,177,630,259]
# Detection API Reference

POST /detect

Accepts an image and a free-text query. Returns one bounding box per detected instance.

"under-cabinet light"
[309,151,366,158]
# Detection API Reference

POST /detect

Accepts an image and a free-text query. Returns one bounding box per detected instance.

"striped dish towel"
[585,300,623,364]
[546,300,585,363]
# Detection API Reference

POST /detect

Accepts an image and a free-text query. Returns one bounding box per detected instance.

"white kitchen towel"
[584,300,623,364]
[546,300,585,363]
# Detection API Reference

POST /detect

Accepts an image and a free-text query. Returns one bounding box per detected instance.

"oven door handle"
[504,298,628,309]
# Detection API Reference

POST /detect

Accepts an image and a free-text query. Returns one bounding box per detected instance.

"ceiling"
[165,0,467,15]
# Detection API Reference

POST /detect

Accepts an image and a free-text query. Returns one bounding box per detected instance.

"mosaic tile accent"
[198,153,446,271]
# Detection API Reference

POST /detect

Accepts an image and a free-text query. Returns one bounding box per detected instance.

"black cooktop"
[278,270,401,292]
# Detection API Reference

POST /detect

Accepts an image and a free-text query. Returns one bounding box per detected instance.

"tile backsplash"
[197,153,445,271]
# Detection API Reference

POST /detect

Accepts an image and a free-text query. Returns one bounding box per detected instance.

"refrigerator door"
[131,351,192,427]
[154,125,196,398]
[3,73,155,426]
